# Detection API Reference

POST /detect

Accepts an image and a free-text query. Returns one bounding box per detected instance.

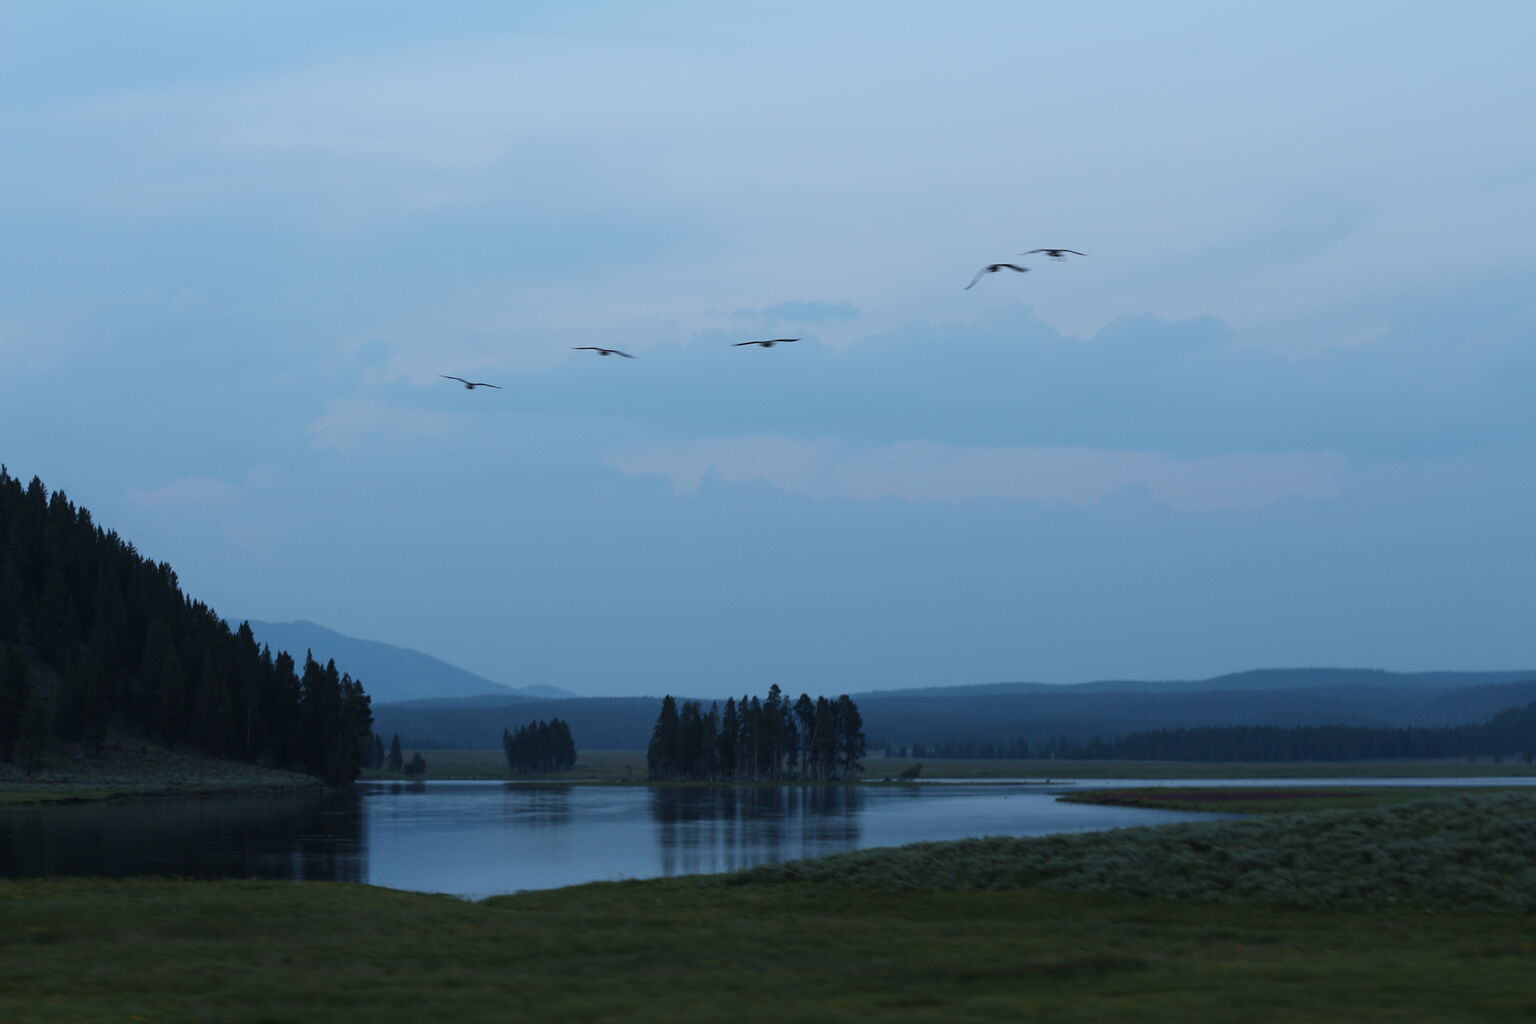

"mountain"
[0,469,371,783]
[233,620,576,705]
[374,670,1536,750]
[852,668,1536,700]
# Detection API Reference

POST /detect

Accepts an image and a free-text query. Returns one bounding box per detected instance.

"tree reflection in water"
[501,783,572,827]
[0,788,367,883]
[649,786,864,877]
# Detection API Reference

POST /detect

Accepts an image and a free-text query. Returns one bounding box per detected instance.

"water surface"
[6,777,1527,898]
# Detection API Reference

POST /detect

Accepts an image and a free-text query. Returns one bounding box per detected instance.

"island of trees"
[647,686,865,781]
[0,467,373,784]
[503,717,577,774]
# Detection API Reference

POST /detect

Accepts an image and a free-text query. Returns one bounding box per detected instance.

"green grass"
[3,792,1536,1021]
[737,791,1536,910]
[376,750,1536,785]
[0,736,318,805]
[1059,785,1477,815]
[862,756,1536,779]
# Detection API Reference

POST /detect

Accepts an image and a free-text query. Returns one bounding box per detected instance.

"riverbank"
[0,738,320,805]
[3,791,1533,1022]
[376,748,1536,784]
[1058,785,1485,814]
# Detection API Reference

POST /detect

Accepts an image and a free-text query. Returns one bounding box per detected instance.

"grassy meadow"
[370,748,1536,784]
[1058,785,1490,815]
[0,735,318,805]
[3,792,1536,1022]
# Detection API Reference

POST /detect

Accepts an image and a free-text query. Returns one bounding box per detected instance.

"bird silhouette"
[1020,249,1086,261]
[572,347,635,358]
[734,338,799,348]
[964,264,1031,290]
[441,375,503,390]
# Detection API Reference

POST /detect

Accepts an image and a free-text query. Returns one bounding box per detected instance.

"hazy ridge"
[372,668,1536,750]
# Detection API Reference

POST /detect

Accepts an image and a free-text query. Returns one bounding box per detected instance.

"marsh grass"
[379,750,1536,785]
[0,736,318,805]
[5,841,1536,1020]
[4,792,1536,1020]
[1060,785,1460,814]
[735,791,1536,912]
[860,756,1536,779]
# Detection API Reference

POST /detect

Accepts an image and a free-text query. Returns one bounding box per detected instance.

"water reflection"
[0,789,367,882]
[649,786,864,876]
[502,784,572,827]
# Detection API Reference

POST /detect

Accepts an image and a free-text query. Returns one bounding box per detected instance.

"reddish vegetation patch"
[1079,788,1371,804]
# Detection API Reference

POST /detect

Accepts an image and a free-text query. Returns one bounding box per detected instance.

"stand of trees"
[503,718,577,773]
[647,685,866,781]
[891,700,1536,763]
[0,468,373,784]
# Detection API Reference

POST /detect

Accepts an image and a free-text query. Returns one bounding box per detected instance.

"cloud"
[609,436,1349,511]
[730,300,861,326]
[128,475,239,508]
[306,398,460,452]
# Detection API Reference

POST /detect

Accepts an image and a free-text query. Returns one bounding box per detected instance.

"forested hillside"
[376,678,1536,752]
[235,619,575,704]
[895,700,1536,762]
[0,468,372,784]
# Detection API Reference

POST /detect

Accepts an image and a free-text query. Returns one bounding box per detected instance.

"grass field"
[3,791,1535,1022]
[373,749,1536,784]
[0,736,319,805]
[1058,785,1483,815]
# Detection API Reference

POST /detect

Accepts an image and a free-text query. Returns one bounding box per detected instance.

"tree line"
[890,699,1536,763]
[0,468,373,784]
[647,685,866,781]
[503,718,577,773]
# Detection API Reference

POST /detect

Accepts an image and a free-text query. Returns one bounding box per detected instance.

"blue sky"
[2,2,1533,696]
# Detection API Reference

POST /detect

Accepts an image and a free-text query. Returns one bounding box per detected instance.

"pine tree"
[0,642,31,762]
[387,732,403,772]
[835,694,866,778]
[646,696,680,780]
[13,690,50,773]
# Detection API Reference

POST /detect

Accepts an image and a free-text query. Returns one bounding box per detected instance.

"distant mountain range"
[854,668,1536,699]
[368,667,1536,751]
[231,619,576,705]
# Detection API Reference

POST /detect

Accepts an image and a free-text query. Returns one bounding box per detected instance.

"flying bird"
[734,338,799,348]
[964,264,1031,290]
[572,347,635,358]
[441,375,503,390]
[1020,249,1086,261]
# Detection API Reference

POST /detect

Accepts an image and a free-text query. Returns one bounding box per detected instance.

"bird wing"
[964,267,989,290]
[733,341,763,346]
[572,347,598,351]
[770,339,799,344]
[1002,264,1030,272]
[441,375,470,384]
[1059,250,1086,256]
[476,383,504,389]
[613,349,636,358]
[1021,249,1047,255]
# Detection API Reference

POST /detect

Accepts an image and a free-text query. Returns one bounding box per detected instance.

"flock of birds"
[441,247,1086,390]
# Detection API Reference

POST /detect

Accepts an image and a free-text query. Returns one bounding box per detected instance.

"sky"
[2,1,1533,697]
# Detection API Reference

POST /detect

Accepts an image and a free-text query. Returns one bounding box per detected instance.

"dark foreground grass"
[3,792,1536,1022]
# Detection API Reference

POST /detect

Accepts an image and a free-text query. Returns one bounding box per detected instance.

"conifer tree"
[387,732,403,772]
[13,690,50,773]
[647,696,680,780]
[0,642,31,762]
